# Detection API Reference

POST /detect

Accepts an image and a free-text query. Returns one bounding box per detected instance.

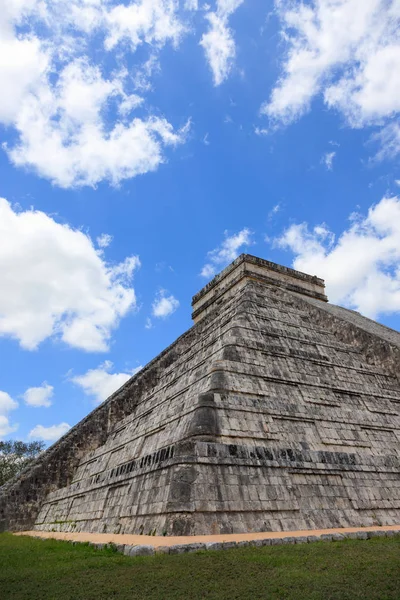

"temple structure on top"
[1,254,400,535]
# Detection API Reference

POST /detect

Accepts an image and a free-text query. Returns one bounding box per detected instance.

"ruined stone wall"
[2,258,400,536]
[31,278,400,536]
[0,300,232,532]
[192,254,327,322]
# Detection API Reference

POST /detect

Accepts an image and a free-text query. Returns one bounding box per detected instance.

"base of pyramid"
[33,439,400,537]
[17,524,400,551]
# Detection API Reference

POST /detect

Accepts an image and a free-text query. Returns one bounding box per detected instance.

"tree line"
[0,440,45,487]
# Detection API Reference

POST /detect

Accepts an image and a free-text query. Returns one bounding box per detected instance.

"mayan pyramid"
[1,254,400,536]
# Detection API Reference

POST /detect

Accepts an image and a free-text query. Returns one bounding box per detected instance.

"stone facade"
[1,254,400,535]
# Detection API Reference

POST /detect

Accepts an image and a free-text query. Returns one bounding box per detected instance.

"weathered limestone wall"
[192,254,327,322]
[33,278,400,536]
[1,254,400,535]
[0,304,228,532]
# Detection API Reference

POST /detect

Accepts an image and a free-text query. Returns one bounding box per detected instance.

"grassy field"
[1,533,400,600]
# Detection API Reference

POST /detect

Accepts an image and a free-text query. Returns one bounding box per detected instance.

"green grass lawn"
[1,533,400,600]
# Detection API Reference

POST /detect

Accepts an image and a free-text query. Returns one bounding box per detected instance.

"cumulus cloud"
[72,360,142,404]
[29,422,71,442]
[23,383,54,408]
[0,1,191,188]
[0,391,19,438]
[263,0,400,156]
[200,0,244,85]
[0,198,140,352]
[276,196,400,319]
[0,2,49,125]
[105,0,185,51]
[152,290,180,318]
[201,227,252,278]
[7,59,190,188]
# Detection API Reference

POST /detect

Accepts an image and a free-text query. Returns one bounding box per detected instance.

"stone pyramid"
[1,255,400,536]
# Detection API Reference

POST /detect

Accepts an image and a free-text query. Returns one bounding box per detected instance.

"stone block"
[384,530,399,537]
[124,545,155,557]
[155,546,170,554]
[221,541,237,550]
[92,543,106,550]
[205,542,223,551]
[261,538,272,546]
[366,530,386,539]
[169,543,206,554]
[248,539,263,548]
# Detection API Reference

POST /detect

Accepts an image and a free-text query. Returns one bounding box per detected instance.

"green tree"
[0,440,45,487]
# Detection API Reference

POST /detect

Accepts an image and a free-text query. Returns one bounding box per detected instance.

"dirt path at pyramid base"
[15,525,400,547]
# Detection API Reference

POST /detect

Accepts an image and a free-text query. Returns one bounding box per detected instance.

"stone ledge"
[25,528,400,557]
[191,255,327,322]
[192,255,325,305]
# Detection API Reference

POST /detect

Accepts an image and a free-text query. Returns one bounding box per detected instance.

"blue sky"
[1,0,400,444]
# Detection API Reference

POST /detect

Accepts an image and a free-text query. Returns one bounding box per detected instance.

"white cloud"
[184,0,198,9]
[200,0,244,85]
[268,203,281,219]
[132,53,161,92]
[276,195,400,319]
[0,392,18,414]
[370,121,400,162]
[29,422,71,442]
[263,0,400,153]
[118,93,144,116]
[0,1,191,188]
[152,290,180,318]
[0,198,140,352]
[322,151,336,170]
[201,227,252,278]
[7,58,190,188]
[23,383,54,408]
[0,416,18,439]
[0,391,19,438]
[97,233,113,249]
[145,317,153,329]
[72,360,142,404]
[0,25,49,124]
[105,0,185,51]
